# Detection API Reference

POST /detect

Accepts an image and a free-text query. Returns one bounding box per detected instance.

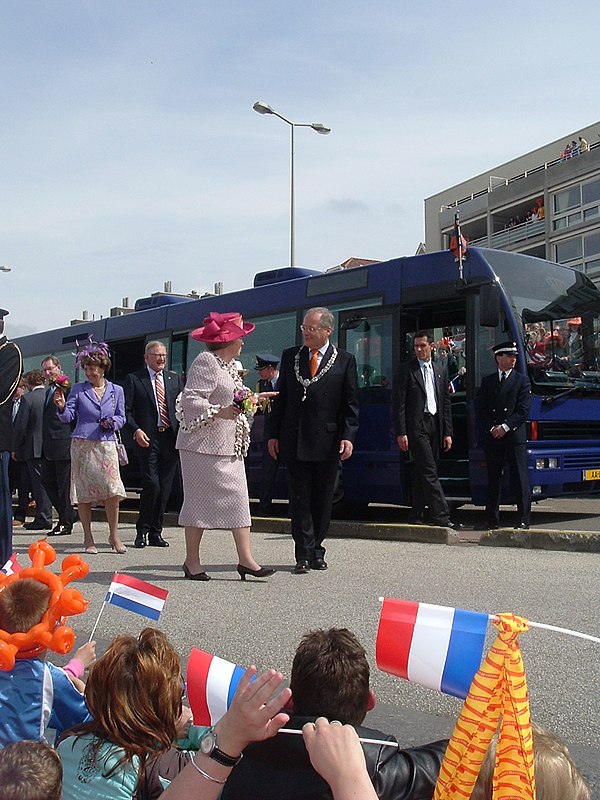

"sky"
[2,0,600,337]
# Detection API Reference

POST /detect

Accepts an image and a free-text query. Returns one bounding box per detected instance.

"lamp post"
[253,101,330,267]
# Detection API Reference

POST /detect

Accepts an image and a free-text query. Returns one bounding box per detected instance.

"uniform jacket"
[57,381,126,440]
[0,335,22,452]
[12,387,46,459]
[176,351,241,456]
[477,369,531,445]
[395,358,453,446]
[268,344,359,462]
[221,715,448,800]
[124,367,181,442]
[42,384,73,461]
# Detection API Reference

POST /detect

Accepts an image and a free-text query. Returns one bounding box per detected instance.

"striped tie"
[155,372,170,428]
[310,349,319,378]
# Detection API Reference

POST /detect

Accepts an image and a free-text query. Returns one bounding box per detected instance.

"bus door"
[338,308,399,505]
[399,300,470,503]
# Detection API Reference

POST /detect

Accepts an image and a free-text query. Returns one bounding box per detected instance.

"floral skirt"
[70,438,126,505]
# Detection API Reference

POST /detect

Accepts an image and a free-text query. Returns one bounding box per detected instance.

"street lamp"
[253,101,330,266]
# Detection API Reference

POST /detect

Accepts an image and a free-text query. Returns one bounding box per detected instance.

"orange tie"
[310,349,319,378]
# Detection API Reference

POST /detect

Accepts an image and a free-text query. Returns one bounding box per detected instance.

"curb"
[480,528,600,552]
[96,510,599,552]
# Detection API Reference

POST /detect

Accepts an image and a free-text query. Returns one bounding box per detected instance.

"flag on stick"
[187,648,247,726]
[449,215,467,262]
[104,573,168,621]
[376,598,489,699]
[1,553,23,575]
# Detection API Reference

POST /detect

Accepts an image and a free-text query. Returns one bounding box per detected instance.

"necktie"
[310,349,319,378]
[424,363,437,415]
[500,371,507,386]
[155,372,170,428]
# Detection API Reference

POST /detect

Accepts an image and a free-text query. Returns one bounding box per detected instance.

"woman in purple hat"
[176,312,277,581]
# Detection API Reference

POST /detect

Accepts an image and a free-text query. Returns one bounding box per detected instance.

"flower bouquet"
[233,387,259,419]
[52,374,71,390]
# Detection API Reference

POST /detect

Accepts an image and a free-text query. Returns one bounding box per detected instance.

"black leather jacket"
[220,715,448,800]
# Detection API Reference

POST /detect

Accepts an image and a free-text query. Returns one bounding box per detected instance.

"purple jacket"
[57,381,125,441]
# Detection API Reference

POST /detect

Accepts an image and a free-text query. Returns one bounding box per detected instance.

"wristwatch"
[199,727,243,767]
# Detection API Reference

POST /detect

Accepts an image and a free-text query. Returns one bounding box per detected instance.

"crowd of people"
[507,196,545,228]
[560,137,589,160]
[0,306,594,797]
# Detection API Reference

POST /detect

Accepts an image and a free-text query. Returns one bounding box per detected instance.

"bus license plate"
[583,469,600,480]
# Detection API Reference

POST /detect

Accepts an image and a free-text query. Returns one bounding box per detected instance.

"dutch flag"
[187,648,247,726]
[376,598,489,699]
[105,573,168,621]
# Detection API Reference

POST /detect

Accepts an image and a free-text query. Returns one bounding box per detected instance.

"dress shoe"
[50,524,72,536]
[134,533,147,549]
[515,522,530,530]
[311,557,328,570]
[23,521,53,531]
[293,561,310,574]
[182,563,210,581]
[485,521,500,530]
[237,564,275,581]
[148,533,169,547]
[445,521,466,530]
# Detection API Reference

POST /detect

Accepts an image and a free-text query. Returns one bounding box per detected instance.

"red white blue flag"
[187,648,247,725]
[105,573,168,621]
[376,598,489,699]
[1,553,23,575]
[449,218,467,261]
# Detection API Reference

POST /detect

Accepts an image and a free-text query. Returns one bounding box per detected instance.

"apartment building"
[424,122,600,285]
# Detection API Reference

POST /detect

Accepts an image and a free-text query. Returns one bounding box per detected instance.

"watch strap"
[209,746,243,767]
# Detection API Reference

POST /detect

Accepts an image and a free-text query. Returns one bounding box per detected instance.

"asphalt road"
[13,510,599,797]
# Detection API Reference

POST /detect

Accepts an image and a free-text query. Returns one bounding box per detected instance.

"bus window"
[343,314,393,396]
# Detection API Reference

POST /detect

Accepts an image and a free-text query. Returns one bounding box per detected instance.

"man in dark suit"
[253,353,281,517]
[0,308,23,565]
[40,355,77,536]
[124,341,182,548]
[268,308,359,573]
[477,341,532,530]
[395,331,456,528]
[12,370,53,531]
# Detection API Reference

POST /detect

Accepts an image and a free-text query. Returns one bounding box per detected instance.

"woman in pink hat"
[175,312,277,581]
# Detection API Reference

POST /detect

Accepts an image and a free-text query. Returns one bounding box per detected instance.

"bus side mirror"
[480,283,500,328]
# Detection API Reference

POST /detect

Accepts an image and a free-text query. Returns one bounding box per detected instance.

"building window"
[553,178,600,231]
[553,186,580,213]
[555,238,582,263]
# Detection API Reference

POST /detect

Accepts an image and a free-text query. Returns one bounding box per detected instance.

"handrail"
[443,140,600,210]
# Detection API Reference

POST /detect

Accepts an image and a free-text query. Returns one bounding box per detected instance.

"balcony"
[490,219,545,248]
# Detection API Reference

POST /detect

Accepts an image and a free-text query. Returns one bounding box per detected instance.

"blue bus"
[15,249,600,511]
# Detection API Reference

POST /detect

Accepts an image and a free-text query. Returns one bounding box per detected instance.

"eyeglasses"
[300,325,325,333]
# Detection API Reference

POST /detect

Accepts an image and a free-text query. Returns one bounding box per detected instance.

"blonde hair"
[471,722,590,800]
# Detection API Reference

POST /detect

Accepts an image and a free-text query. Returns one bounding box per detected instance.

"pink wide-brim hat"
[191,312,255,343]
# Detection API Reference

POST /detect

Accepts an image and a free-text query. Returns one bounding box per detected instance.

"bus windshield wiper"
[541,381,596,405]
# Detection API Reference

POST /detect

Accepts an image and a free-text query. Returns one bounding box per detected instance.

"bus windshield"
[484,250,600,390]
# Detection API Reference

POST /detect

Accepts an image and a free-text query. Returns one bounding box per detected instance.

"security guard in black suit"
[0,309,23,564]
[477,341,532,530]
[253,354,280,516]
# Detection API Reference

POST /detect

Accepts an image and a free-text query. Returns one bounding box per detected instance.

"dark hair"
[414,330,434,344]
[0,579,51,633]
[81,352,111,372]
[290,628,370,725]
[41,355,60,368]
[68,628,182,778]
[0,741,62,800]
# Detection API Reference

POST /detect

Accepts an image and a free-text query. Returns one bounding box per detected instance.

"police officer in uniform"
[477,341,531,530]
[0,309,23,564]
[253,354,280,516]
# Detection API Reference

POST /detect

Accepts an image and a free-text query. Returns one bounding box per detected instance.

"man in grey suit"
[12,370,53,531]
[395,331,457,528]
[124,341,182,548]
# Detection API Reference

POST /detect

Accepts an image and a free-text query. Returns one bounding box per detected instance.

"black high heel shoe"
[183,563,210,581]
[237,564,275,581]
